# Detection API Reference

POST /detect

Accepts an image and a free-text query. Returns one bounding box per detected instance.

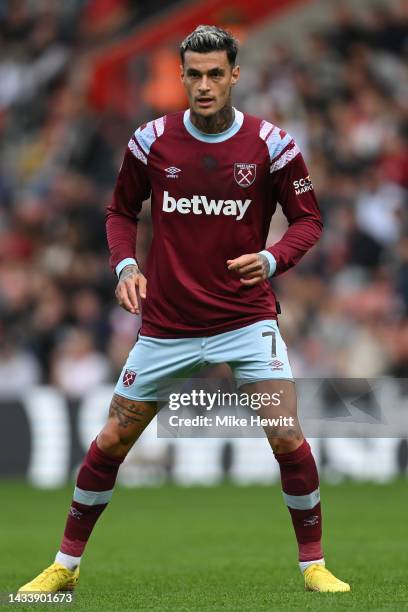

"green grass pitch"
[1,480,407,610]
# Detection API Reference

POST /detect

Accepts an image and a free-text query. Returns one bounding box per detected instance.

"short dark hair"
[180,25,239,66]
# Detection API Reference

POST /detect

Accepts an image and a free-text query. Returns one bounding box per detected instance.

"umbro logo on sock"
[303,515,319,526]
[69,506,82,520]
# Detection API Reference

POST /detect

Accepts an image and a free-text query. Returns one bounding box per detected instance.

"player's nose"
[198,76,210,92]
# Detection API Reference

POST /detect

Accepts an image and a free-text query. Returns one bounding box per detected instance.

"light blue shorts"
[114,319,293,402]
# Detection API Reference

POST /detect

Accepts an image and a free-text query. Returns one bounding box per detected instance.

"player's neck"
[189,104,234,134]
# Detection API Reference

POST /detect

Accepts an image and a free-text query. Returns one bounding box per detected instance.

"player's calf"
[243,380,326,581]
[18,395,158,591]
[55,395,157,566]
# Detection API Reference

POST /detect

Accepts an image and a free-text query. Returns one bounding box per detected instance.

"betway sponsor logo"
[293,176,313,195]
[162,191,251,221]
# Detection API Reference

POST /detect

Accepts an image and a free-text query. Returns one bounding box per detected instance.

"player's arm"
[260,147,323,277]
[106,143,151,314]
[227,143,322,285]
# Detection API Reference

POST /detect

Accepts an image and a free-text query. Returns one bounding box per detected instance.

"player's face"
[181,50,240,116]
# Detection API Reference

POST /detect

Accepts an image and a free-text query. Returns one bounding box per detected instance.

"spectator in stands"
[50,327,111,398]
[0,331,41,396]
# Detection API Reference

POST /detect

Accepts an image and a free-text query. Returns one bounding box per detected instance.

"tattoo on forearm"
[109,396,145,428]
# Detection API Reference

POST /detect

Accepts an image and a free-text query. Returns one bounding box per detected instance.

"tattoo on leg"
[109,396,145,428]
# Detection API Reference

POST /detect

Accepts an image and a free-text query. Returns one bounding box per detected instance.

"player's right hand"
[115,264,147,315]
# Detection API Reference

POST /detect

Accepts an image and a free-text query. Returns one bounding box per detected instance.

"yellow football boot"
[304,563,350,592]
[18,562,79,592]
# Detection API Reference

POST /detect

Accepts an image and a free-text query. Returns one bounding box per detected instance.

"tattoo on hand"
[120,265,140,281]
[109,396,144,428]
[258,254,270,278]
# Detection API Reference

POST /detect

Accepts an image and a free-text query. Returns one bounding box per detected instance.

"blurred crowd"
[0,0,407,397]
[237,2,408,381]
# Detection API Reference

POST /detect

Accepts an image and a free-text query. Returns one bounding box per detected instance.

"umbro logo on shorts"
[123,369,137,386]
[270,359,284,371]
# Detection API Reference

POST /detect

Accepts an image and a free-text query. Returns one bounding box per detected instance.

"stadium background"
[1,1,407,608]
[1,0,407,486]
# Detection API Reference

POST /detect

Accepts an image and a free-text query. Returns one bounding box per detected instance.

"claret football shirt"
[106,108,322,337]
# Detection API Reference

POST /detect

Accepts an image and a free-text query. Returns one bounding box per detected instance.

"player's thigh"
[99,393,158,452]
[115,334,203,402]
[211,320,293,384]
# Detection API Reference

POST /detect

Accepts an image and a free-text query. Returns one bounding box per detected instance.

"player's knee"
[97,425,134,457]
[97,428,122,453]
[265,425,294,440]
[268,432,303,454]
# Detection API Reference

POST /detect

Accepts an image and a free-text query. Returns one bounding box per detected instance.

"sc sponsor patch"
[293,175,313,195]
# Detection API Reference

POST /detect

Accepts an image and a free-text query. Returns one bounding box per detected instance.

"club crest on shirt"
[234,163,257,187]
[123,369,137,387]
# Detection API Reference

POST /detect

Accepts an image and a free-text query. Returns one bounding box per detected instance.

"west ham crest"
[123,369,137,387]
[234,163,257,187]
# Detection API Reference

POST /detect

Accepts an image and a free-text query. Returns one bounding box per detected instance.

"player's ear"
[180,63,185,81]
[231,64,240,85]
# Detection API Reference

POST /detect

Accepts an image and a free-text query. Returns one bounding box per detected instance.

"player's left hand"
[227,253,270,286]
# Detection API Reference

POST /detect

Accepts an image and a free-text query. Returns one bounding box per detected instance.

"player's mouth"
[196,97,215,108]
